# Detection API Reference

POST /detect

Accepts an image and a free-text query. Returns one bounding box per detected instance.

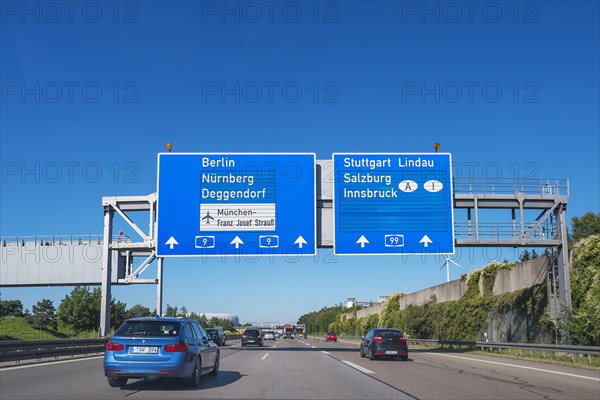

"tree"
[112,299,127,329]
[298,305,347,334]
[520,249,539,262]
[208,316,231,328]
[189,313,207,326]
[0,300,24,317]
[26,299,57,330]
[164,304,178,317]
[571,212,600,242]
[57,286,127,334]
[199,314,209,326]
[126,304,153,319]
[569,235,600,346]
[58,286,98,333]
[177,306,188,317]
[378,293,402,329]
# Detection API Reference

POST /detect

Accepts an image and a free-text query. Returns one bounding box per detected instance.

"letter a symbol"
[404,182,412,190]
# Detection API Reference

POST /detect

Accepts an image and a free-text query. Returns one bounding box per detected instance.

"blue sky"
[1,1,598,326]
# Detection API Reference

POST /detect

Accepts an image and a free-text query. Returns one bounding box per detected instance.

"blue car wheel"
[107,375,127,388]
[187,358,201,387]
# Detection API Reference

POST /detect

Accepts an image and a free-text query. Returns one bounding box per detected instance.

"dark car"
[360,328,408,361]
[103,317,219,388]
[206,327,226,346]
[241,328,263,347]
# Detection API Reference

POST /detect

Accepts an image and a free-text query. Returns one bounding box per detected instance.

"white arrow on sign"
[230,236,244,249]
[356,235,369,248]
[165,236,179,250]
[294,235,308,249]
[419,235,433,248]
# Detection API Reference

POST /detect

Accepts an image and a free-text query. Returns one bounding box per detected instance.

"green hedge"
[330,262,550,342]
[327,236,599,345]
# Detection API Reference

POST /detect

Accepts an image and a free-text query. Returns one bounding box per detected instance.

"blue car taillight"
[106,340,124,351]
[164,341,188,352]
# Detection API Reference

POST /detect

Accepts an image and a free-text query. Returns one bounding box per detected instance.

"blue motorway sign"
[333,153,454,255]
[157,153,316,257]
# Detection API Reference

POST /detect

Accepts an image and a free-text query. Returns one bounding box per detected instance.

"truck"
[295,324,306,338]
[283,323,295,339]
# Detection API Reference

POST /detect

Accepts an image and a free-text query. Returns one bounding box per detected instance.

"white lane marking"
[428,353,600,382]
[310,346,316,348]
[261,353,269,360]
[305,343,311,346]
[1,356,104,371]
[346,346,355,348]
[342,360,375,374]
[321,351,331,355]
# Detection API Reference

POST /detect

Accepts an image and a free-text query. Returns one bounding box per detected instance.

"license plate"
[131,346,158,354]
[247,340,255,343]
[385,350,398,355]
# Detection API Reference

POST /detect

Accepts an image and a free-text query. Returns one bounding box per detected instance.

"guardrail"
[408,338,600,364]
[2,336,598,365]
[0,338,109,363]
[335,335,599,365]
[1,335,242,364]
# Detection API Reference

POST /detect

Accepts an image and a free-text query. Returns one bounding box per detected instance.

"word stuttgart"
[343,156,435,169]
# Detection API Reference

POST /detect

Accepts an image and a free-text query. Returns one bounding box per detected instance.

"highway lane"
[0,338,410,399]
[316,338,600,399]
[1,338,599,399]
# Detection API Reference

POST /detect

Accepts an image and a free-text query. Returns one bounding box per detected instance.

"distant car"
[325,332,337,342]
[274,332,281,339]
[206,327,226,346]
[103,317,219,388]
[263,331,275,340]
[360,328,408,361]
[241,328,264,347]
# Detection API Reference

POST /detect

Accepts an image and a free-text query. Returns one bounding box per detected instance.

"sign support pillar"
[100,205,113,337]
[555,204,572,343]
[156,257,164,316]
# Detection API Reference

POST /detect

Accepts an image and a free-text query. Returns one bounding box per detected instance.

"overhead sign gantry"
[333,153,454,255]
[95,150,569,341]
[156,153,316,257]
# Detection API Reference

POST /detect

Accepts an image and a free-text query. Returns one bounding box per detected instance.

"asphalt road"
[1,338,598,399]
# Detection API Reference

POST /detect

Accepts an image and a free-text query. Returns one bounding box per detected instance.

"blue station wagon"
[103,317,219,388]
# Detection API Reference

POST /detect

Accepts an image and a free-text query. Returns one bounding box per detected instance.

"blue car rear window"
[115,321,181,337]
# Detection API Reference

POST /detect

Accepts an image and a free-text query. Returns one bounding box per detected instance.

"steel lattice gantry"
[451,177,571,334]
[100,194,162,337]
[100,161,570,339]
